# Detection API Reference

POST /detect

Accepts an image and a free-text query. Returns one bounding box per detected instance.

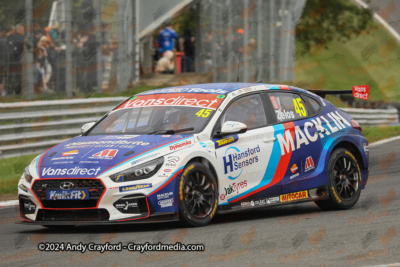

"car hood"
[37,134,194,179]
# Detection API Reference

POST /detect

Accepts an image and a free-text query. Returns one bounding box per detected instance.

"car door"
[265,91,324,196]
[212,93,280,206]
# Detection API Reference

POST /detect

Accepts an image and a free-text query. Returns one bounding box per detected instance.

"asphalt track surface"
[1,140,400,267]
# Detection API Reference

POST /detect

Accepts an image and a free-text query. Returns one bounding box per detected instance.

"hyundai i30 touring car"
[18,83,369,227]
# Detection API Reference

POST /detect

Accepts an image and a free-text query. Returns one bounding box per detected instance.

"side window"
[269,92,308,122]
[302,95,321,116]
[221,94,267,130]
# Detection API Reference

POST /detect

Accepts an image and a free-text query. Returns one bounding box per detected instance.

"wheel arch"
[185,157,219,189]
[331,141,365,169]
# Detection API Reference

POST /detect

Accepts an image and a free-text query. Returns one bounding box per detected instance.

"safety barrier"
[0,97,126,158]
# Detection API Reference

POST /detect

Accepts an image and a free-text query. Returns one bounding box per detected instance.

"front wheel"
[178,162,218,227]
[315,148,362,210]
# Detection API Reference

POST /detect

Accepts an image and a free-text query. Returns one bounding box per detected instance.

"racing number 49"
[293,98,306,117]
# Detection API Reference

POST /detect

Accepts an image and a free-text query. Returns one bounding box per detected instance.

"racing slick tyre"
[315,148,362,210]
[178,162,218,227]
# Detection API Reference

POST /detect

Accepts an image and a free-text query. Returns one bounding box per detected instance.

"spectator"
[34,36,53,93]
[156,50,174,74]
[182,28,195,72]
[81,30,98,93]
[6,24,24,96]
[158,23,178,54]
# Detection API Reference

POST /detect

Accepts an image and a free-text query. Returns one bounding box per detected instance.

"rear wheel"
[315,148,362,210]
[179,162,218,227]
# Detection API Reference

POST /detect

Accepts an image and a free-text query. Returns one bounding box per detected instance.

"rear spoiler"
[308,90,353,99]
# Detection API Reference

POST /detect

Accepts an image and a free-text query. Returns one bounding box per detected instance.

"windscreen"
[87,93,226,135]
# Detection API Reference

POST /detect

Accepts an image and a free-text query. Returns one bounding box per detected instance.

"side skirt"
[217,187,329,214]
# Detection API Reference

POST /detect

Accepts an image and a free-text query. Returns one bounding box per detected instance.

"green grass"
[363,125,400,143]
[0,154,38,195]
[295,22,400,102]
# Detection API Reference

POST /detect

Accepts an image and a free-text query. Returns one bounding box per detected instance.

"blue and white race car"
[18,83,369,227]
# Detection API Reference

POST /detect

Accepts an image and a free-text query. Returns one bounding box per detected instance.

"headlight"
[110,157,164,182]
[23,166,33,183]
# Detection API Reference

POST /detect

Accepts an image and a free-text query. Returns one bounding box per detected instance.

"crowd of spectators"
[0,21,118,97]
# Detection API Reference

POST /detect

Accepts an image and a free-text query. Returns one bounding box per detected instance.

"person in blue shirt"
[158,23,178,53]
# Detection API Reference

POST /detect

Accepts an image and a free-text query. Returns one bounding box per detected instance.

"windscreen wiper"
[148,127,194,135]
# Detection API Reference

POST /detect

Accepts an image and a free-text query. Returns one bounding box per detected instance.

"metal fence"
[195,0,306,83]
[0,0,139,100]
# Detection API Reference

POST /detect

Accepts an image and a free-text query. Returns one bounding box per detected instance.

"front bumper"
[18,194,179,225]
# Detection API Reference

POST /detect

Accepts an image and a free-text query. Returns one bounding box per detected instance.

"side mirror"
[81,122,96,134]
[220,121,247,135]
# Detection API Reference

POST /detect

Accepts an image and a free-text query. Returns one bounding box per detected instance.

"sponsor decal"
[90,149,118,159]
[363,143,369,154]
[270,96,280,109]
[352,85,369,100]
[157,173,170,178]
[224,180,248,196]
[19,184,28,193]
[158,198,174,208]
[115,201,138,210]
[169,140,192,151]
[305,156,315,172]
[214,135,238,149]
[290,164,298,173]
[65,140,149,148]
[79,160,100,164]
[277,111,351,156]
[62,150,78,157]
[23,202,36,211]
[157,192,173,200]
[276,109,295,121]
[46,189,89,200]
[164,169,172,172]
[251,196,280,207]
[115,174,124,182]
[267,196,280,204]
[251,201,255,206]
[118,93,224,110]
[241,201,250,207]
[200,141,214,148]
[42,167,101,177]
[289,164,299,179]
[162,135,171,137]
[220,194,226,200]
[280,190,308,202]
[119,183,152,192]
[278,84,290,90]
[52,156,74,161]
[223,145,260,180]
[166,156,180,167]
[130,153,160,166]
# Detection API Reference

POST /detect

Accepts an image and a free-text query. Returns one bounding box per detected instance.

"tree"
[296,0,373,51]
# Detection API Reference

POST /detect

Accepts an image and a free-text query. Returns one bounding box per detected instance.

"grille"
[32,179,105,209]
[36,209,110,221]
